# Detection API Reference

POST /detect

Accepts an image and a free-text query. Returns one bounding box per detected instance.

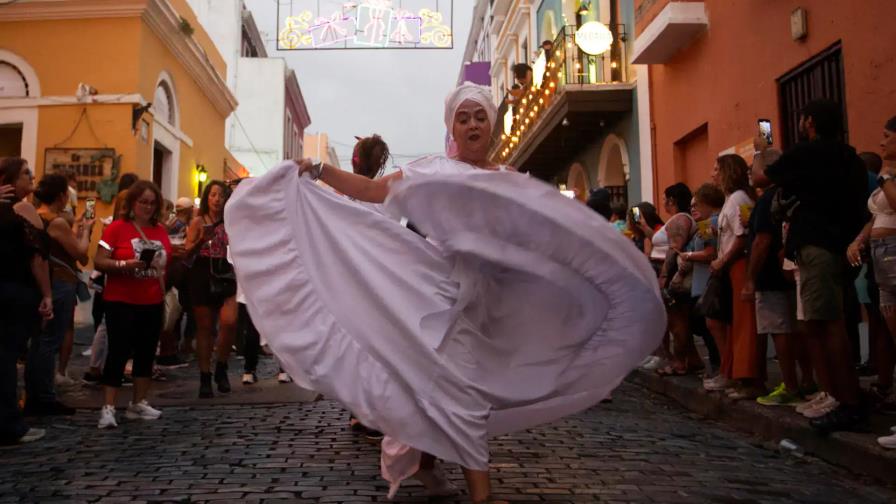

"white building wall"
[231,58,286,175]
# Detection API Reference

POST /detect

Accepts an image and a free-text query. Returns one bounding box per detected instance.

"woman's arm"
[48,216,94,265]
[13,200,43,230]
[30,256,53,320]
[299,160,401,204]
[710,235,747,274]
[847,219,873,267]
[93,244,142,275]
[184,216,207,255]
[666,214,693,253]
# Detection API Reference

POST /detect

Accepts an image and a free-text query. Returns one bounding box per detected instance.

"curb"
[628,369,896,482]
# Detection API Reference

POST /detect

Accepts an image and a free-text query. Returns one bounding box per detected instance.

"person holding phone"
[184,181,237,398]
[92,181,171,429]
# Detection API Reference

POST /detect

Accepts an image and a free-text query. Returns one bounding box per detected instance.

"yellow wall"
[0,7,234,207]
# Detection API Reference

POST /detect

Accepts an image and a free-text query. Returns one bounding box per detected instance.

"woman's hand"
[119,259,144,274]
[0,184,14,203]
[38,296,53,320]
[847,241,864,267]
[78,217,96,236]
[170,244,186,258]
[709,257,725,275]
[741,279,756,301]
[295,158,316,177]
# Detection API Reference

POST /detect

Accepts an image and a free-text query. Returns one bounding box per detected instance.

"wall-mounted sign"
[278,0,452,50]
[45,148,118,200]
[575,21,613,56]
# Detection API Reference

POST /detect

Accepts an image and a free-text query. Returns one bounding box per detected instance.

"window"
[0,61,28,97]
[778,43,846,148]
[153,81,176,125]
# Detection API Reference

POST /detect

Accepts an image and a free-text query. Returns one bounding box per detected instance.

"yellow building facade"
[0,0,240,219]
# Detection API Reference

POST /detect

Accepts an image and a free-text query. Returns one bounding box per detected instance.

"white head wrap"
[444,82,497,156]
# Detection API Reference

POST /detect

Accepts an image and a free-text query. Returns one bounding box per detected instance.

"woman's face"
[15,164,34,199]
[662,196,676,215]
[882,128,896,161]
[711,162,720,185]
[134,189,157,223]
[691,198,712,221]
[207,185,225,213]
[452,100,491,161]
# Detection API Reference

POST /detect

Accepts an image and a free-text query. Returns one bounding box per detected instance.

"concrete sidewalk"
[629,367,896,483]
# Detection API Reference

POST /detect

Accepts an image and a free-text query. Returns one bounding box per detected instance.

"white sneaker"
[125,400,162,420]
[795,392,828,414]
[412,466,459,497]
[890,425,896,434]
[703,375,731,392]
[878,432,896,449]
[18,428,46,443]
[640,356,663,370]
[98,405,118,429]
[242,373,257,385]
[802,394,839,419]
[54,373,76,387]
[81,348,93,357]
[277,372,292,383]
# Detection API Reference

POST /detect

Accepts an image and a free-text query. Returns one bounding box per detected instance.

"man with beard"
[765,99,868,433]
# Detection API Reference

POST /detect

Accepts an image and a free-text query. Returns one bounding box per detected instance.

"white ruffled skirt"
[224,162,665,480]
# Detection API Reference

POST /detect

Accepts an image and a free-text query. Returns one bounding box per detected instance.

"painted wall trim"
[0,94,147,108]
[0,48,42,97]
[635,65,654,203]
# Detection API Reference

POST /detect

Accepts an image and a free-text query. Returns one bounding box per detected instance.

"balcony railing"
[492,24,630,165]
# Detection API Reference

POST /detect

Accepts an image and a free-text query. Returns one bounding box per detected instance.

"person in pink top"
[93,180,171,429]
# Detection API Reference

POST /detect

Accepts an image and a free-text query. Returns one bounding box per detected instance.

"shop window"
[778,43,846,149]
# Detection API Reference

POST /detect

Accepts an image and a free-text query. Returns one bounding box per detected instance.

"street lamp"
[195,164,208,200]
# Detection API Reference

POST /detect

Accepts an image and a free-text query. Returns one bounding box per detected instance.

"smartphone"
[632,207,641,223]
[84,198,96,220]
[139,248,157,269]
[758,119,773,146]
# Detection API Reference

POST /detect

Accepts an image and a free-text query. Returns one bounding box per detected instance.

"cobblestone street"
[1,382,893,503]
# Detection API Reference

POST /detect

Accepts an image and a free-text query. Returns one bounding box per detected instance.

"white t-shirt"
[718,189,753,257]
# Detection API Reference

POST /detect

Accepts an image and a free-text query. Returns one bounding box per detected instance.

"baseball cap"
[175,197,194,210]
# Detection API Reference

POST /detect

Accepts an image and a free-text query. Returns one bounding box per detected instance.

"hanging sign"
[278,0,452,50]
[575,21,613,55]
[44,148,117,200]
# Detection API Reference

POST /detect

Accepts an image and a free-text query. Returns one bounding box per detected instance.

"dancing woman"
[226,83,665,503]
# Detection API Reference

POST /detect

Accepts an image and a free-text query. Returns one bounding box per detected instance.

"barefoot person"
[226,83,665,502]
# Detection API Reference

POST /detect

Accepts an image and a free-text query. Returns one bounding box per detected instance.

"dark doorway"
[152,142,170,190]
[778,42,847,149]
[0,123,23,158]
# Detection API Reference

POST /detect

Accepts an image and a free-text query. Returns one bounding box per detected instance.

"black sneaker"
[156,355,189,369]
[23,400,76,417]
[82,371,102,385]
[856,362,878,377]
[364,428,384,441]
[809,405,869,434]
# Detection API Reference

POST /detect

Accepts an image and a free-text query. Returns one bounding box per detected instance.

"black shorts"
[188,256,232,308]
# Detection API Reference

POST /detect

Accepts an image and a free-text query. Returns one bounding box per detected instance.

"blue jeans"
[0,281,39,442]
[25,280,76,404]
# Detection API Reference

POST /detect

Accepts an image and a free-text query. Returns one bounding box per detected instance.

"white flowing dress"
[225,156,665,473]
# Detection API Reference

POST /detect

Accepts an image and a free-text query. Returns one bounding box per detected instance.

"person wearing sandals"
[184,181,238,398]
[93,181,171,428]
[227,83,664,503]
[848,116,896,448]
[711,154,765,400]
[655,183,702,377]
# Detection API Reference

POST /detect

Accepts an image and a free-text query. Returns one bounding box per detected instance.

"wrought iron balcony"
[491,23,632,172]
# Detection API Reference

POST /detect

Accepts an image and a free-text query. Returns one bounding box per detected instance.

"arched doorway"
[597,134,630,206]
[0,50,40,167]
[566,162,590,202]
[151,71,181,200]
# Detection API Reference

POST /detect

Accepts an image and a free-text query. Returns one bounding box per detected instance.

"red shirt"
[100,220,171,305]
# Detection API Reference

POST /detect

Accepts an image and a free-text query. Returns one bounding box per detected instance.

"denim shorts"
[872,235,896,307]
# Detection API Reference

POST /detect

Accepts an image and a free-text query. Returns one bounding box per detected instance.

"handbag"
[48,255,91,302]
[206,221,236,300]
[696,270,732,321]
